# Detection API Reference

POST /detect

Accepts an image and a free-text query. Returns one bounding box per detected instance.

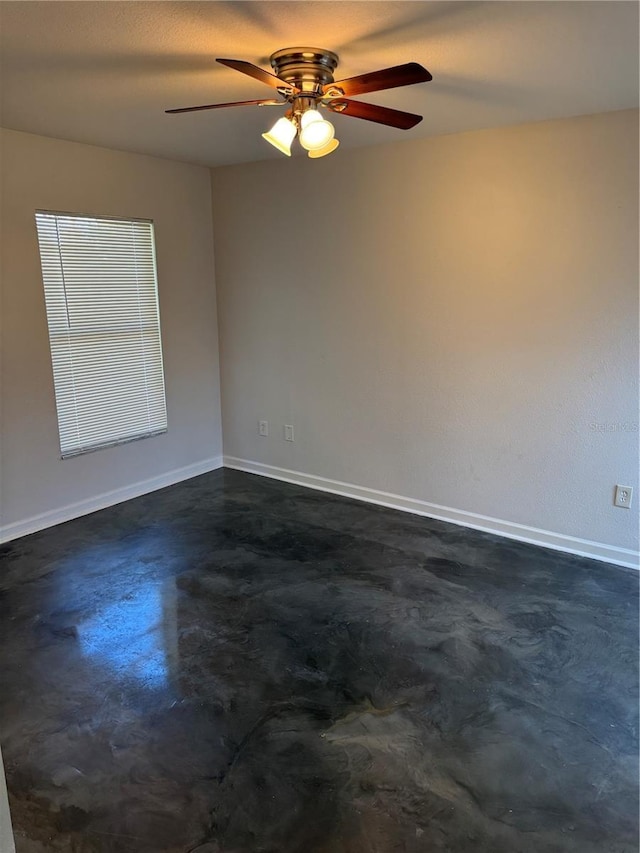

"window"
[35,211,167,458]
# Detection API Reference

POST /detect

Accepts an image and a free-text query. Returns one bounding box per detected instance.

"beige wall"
[211,109,639,553]
[0,745,14,852]
[0,129,222,530]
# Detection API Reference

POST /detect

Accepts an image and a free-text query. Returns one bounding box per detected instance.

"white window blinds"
[35,211,167,458]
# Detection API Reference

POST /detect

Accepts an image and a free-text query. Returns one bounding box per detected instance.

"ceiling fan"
[166,48,432,158]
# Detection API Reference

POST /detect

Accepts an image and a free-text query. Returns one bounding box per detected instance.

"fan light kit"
[166,48,432,159]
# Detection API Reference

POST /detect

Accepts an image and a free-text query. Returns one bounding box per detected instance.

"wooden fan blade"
[216,58,296,91]
[326,99,422,129]
[325,62,431,97]
[166,99,281,114]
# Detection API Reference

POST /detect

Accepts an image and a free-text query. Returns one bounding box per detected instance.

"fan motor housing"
[270,48,339,92]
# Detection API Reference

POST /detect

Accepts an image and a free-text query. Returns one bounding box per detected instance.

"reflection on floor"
[0,468,638,852]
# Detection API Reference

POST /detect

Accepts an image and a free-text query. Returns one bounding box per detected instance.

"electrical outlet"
[614,485,633,508]
[284,424,295,442]
[258,420,268,437]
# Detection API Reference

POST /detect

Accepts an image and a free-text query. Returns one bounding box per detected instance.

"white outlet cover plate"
[614,485,633,508]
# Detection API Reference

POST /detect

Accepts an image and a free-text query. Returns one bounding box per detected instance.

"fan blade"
[216,58,296,91]
[166,99,281,114]
[326,99,422,129]
[325,62,431,97]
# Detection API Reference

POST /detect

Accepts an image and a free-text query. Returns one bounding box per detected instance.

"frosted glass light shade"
[308,138,340,158]
[299,109,335,151]
[300,109,323,129]
[262,116,296,156]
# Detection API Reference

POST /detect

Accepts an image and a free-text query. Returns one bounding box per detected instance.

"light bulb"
[308,138,340,159]
[299,109,335,151]
[262,116,296,156]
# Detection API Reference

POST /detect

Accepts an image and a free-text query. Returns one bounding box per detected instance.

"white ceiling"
[1,1,638,167]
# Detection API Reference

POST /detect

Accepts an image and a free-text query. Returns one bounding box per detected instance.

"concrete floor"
[0,468,637,853]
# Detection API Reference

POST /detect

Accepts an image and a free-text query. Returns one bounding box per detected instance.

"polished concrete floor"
[0,469,638,853]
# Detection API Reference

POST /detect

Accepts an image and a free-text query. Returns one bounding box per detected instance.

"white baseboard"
[224,456,639,570]
[0,457,223,544]
[3,454,636,570]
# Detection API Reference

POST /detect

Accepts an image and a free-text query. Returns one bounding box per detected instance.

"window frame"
[35,208,168,459]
